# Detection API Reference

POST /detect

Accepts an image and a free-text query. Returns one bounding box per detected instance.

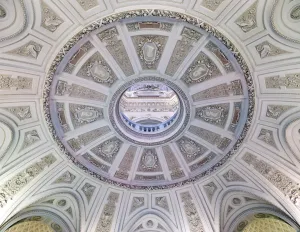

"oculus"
[119,82,180,131]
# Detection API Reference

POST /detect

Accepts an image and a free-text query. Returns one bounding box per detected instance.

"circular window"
[109,76,190,146]
[119,82,180,134]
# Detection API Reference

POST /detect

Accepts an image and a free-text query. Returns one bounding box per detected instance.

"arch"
[215,187,300,232]
[0,114,19,164]
[5,221,53,232]
[1,189,85,232]
[121,212,178,232]
[0,209,70,232]
[243,217,297,232]
[279,112,300,165]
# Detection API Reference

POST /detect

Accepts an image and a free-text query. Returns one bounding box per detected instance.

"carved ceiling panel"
[0,1,300,232]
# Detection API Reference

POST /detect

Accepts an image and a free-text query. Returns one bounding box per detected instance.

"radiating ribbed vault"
[0,0,300,232]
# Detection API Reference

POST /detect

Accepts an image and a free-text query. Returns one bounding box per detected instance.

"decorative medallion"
[77,52,117,86]
[132,35,167,69]
[138,148,162,172]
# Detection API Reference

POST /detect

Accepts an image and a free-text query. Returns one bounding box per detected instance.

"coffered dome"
[1,1,300,232]
[45,15,253,189]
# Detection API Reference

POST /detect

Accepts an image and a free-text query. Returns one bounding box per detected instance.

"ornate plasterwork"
[0,75,32,90]
[255,41,289,59]
[114,146,136,180]
[97,27,134,76]
[0,5,6,18]
[55,80,107,102]
[223,169,245,182]
[77,52,117,86]
[64,42,94,74]
[81,183,96,203]
[180,192,204,232]
[56,102,70,133]
[130,197,145,213]
[189,152,217,171]
[201,0,225,11]
[192,80,243,101]
[243,153,300,207]
[40,1,63,32]
[291,6,300,20]
[69,103,103,128]
[229,102,242,132]
[135,174,165,181]
[76,0,98,11]
[195,103,229,128]
[43,10,254,190]
[20,130,40,150]
[137,149,162,172]
[95,192,119,232]
[127,21,173,32]
[78,126,110,146]
[5,106,31,121]
[162,145,185,180]
[265,73,300,89]
[235,1,258,33]
[54,171,76,184]
[176,136,208,163]
[0,154,56,207]
[132,35,168,69]
[91,137,122,164]
[205,42,234,72]
[155,196,169,212]
[266,105,295,119]
[189,125,231,150]
[203,182,218,202]
[6,41,42,59]
[83,153,110,172]
[258,129,278,149]
[181,52,221,85]
[166,27,202,76]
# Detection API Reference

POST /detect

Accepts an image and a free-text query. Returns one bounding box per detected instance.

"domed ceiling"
[0,1,300,232]
[45,16,252,189]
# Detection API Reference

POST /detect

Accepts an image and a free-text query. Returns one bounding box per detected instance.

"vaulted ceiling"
[0,0,300,232]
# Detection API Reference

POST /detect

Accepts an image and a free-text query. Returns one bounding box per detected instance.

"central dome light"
[119,82,180,134]
[109,76,190,146]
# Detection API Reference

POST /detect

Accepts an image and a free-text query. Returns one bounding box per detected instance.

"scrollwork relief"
[0,154,56,207]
